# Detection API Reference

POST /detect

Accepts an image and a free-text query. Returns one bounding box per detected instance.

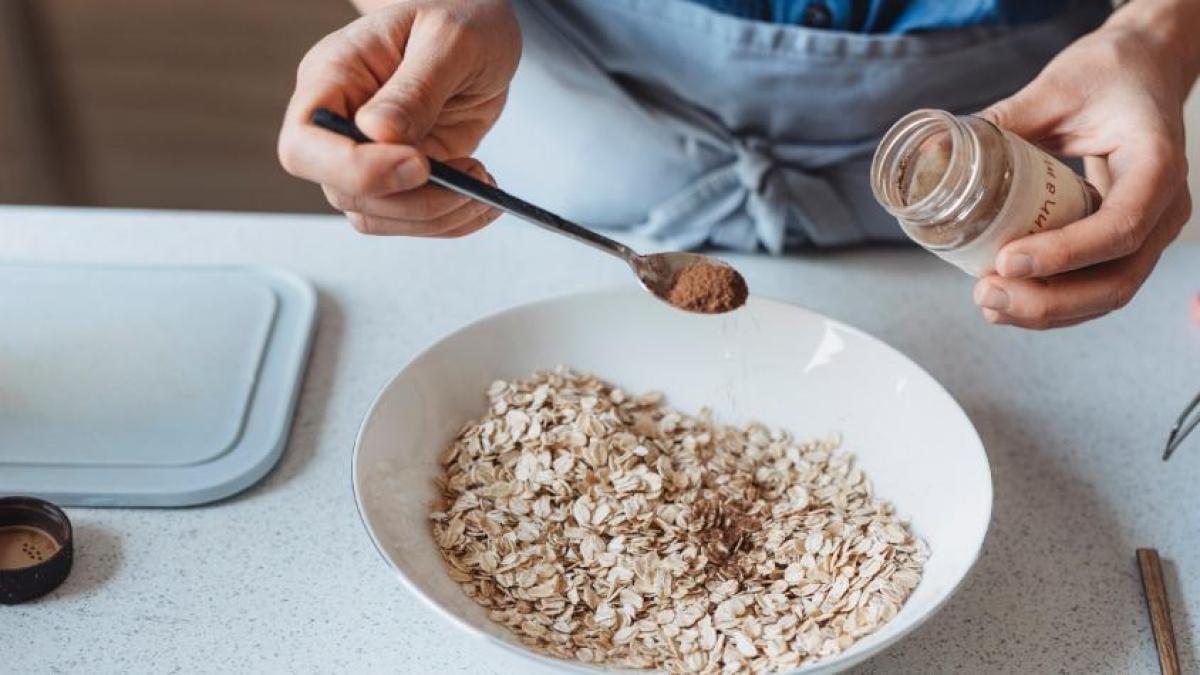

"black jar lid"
[0,496,73,604]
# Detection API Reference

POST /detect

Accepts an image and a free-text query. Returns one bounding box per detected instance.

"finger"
[322,157,490,221]
[981,307,1107,330]
[434,206,502,239]
[976,192,1189,327]
[977,73,1072,143]
[325,183,470,221]
[975,269,1126,328]
[434,167,502,237]
[1083,156,1112,196]
[278,35,431,196]
[994,146,1180,278]
[282,126,429,196]
[355,13,472,145]
[279,82,429,196]
[343,198,496,237]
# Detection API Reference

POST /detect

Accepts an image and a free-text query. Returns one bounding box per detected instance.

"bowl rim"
[351,287,993,673]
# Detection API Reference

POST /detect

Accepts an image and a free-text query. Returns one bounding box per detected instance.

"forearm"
[1107,0,1200,94]
[350,0,515,13]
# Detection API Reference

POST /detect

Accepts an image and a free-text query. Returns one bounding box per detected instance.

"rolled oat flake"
[871,108,1101,276]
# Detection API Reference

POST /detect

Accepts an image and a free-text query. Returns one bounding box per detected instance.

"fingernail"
[976,285,1009,311]
[396,159,425,187]
[1000,253,1036,278]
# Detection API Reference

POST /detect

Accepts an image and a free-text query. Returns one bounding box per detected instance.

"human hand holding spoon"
[310,108,748,314]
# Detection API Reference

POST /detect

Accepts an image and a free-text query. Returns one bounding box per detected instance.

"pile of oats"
[430,368,927,674]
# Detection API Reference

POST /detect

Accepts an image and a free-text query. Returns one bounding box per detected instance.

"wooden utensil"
[1136,548,1180,675]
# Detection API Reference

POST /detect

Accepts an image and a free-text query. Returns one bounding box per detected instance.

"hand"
[974,13,1195,329]
[278,0,521,237]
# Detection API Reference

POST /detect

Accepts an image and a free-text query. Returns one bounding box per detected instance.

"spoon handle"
[310,108,636,262]
[425,162,634,260]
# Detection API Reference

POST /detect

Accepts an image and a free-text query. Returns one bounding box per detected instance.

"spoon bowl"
[630,252,745,313]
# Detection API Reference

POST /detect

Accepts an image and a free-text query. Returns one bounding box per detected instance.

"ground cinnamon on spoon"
[666,262,748,314]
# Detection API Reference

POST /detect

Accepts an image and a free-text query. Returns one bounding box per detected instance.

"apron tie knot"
[732,141,777,193]
[730,139,788,253]
[637,136,868,255]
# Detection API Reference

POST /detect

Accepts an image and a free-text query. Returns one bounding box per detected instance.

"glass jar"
[870,108,1100,276]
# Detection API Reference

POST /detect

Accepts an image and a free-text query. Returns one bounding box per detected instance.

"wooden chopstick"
[1136,548,1180,675]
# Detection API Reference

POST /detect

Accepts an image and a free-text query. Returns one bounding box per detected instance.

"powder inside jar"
[899,132,952,206]
[895,124,1008,250]
[665,262,748,314]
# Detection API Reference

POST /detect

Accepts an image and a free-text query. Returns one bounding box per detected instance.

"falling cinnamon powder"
[666,262,748,314]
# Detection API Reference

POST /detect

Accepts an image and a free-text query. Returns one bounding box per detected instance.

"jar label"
[941,131,1098,276]
[1023,151,1094,237]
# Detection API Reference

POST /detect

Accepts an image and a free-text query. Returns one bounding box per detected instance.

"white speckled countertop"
[3,205,1197,673]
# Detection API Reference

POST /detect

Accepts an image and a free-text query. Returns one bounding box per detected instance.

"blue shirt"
[689,0,1083,33]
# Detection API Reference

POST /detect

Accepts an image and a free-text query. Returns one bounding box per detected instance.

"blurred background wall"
[0,0,354,212]
[0,0,1196,239]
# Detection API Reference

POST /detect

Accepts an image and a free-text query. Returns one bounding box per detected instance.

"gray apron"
[478,0,1109,253]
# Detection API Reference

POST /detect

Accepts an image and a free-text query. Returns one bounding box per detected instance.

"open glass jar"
[870,109,1100,276]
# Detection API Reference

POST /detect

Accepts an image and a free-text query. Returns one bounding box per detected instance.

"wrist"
[350,0,386,12]
[350,0,400,12]
[1107,0,1200,93]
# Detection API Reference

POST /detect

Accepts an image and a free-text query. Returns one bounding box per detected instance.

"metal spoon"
[310,108,746,314]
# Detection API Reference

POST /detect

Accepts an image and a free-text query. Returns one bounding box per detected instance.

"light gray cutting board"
[0,264,317,506]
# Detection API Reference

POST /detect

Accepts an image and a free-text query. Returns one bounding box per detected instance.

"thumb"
[977,76,1065,142]
[355,25,466,146]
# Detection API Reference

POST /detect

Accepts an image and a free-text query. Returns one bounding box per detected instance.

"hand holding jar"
[875,1,1198,330]
[973,2,1198,329]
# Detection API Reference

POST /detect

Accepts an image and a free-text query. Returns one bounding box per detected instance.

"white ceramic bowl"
[353,289,991,673]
